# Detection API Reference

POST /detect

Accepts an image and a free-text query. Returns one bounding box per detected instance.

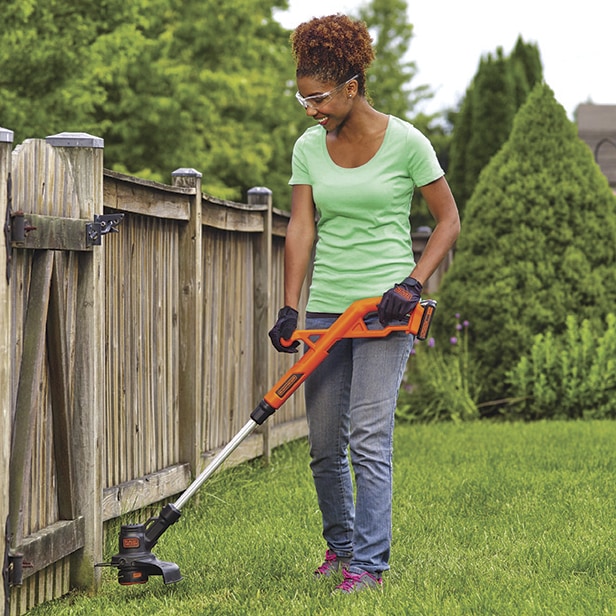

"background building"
[577,104,616,193]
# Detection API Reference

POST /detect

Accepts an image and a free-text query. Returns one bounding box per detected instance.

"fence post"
[247,187,273,461]
[172,168,203,475]
[45,131,105,589]
[0,126,14,615]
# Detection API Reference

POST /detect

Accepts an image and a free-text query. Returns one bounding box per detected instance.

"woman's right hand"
[268,306,300,353]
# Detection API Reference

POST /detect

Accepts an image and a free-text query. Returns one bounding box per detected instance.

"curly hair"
[290,14,375,95]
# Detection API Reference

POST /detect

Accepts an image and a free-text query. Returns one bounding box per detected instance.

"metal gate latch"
[86,213,124,246]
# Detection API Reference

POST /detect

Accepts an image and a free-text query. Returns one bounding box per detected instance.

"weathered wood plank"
[9,250,54,548]
[272,208,291,238]
[0,126,14,616]
[102,464,191,521]
[202,197,265,232]
[15,518,85,580]
[46,254,75,519]
[103,169,191,221]
[10,213,93,251]
[248,188,272,460]
[200,432,264,473]
[175,170,203,476]
[53,135,104,590]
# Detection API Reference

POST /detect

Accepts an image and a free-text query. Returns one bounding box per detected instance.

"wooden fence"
[0,129,449,614]
[1,128,13,616]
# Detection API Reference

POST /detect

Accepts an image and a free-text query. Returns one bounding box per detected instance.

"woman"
[268,14,460,593]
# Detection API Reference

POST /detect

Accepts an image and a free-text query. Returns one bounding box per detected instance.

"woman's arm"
[284,184,317,309]
[410,176,460,285]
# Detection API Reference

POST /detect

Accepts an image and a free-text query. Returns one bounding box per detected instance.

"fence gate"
[3,134,115,615]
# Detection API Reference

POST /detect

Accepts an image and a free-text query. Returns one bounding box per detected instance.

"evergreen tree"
[465,49,516,199]
[447,87,474,210]
[435,83,616,405]
[510,36,543,107]
[448,38,543,218]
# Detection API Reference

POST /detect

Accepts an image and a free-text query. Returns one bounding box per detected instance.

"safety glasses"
[295,74,359,109]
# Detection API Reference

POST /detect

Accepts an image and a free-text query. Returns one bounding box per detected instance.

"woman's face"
[295,75,357,131]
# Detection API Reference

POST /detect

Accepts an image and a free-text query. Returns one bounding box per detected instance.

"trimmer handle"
[265,298,436,412]
[285,297,436,349]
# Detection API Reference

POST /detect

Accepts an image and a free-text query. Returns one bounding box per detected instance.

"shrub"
[435,83,616,405]
[397,313,481,423]
[505,313,616,420]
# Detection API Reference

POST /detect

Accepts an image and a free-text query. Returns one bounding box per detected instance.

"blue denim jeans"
[304,313,414,575]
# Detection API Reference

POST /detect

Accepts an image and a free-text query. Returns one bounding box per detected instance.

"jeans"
[304,313,414,575]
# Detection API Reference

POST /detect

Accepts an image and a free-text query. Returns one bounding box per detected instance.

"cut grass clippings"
[29,420,616,615]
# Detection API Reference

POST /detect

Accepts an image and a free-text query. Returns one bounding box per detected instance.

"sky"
[274,0,614,120]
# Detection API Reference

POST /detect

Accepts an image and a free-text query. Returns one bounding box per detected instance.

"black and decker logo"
[395,287,413,301]
[275,373,303,398]
[122,537,141,549]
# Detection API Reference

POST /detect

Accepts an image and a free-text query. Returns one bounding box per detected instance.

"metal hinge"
[3,174,11,283]
[2,519,8,616]
[2,522,34,615]
[5,552,32,587]
[85,213,124,246]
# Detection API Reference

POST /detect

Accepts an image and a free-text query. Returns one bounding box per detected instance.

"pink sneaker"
[334,569,383,593]
[314,549,351,577]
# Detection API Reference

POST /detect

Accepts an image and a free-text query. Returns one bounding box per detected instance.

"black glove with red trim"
[268,306,300,353]
[377,277,423,326]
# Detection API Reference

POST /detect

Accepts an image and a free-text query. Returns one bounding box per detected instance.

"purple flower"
[455,313,460,319]
[450,336,458,345]
[463,320,470,328]
[456,323,463,331]
[428,337,435,348]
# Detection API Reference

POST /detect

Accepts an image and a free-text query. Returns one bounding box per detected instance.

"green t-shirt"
[289,115,444,313]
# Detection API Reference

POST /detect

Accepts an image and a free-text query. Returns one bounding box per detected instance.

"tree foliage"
[448,37,543,218]
[435,83,616,406]
[0,0,442,208]
[0,0,306,205]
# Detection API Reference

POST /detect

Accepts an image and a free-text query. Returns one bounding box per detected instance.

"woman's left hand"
[377,277,423,325]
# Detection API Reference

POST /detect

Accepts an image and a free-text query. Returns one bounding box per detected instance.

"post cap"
[247,186,272,196]
[0,127,14,143]
[171,168,202,178]
[247,186,272,206]
[46,132,104,148]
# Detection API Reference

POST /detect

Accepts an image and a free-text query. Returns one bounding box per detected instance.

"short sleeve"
[289,138,312,185]
[406,126,444,187]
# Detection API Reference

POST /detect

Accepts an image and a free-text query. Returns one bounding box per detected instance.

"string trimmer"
[97,296,436,585]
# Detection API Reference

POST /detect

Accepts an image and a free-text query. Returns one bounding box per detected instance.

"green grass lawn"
[30,420,616,615]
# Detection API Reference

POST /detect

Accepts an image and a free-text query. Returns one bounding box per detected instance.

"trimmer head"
[97,504,183,585]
